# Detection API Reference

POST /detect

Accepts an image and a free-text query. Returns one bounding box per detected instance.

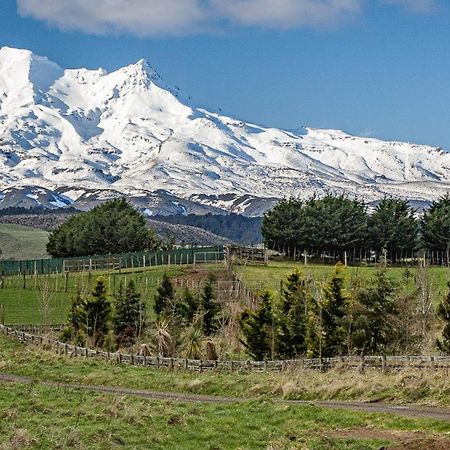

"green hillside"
[0,223,49,260]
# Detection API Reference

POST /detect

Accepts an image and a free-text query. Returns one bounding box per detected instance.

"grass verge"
[3,335,450,407]
[4,381,445,450]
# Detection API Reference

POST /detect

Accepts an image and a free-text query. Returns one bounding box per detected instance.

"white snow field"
[0,46,449,215]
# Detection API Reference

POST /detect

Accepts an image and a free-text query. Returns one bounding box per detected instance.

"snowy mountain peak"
[0,47,449,216]
[119,58,162,83]
[0,47,63,108]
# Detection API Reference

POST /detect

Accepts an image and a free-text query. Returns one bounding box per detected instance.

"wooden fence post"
[359,355,365,374]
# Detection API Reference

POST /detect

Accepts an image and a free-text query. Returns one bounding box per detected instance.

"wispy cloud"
[16,0,440,37]
[212,0,362,29]
[17,0,207,36]
[382,0,439,14]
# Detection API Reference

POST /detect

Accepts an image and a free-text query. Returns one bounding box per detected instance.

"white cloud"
[17,0,363,35]
[383,0,439,14]
[17,0,207,36]
[16,0,439,37]
[213,0,362,29]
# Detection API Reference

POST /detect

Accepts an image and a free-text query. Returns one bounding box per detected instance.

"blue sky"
[2,0,450,148]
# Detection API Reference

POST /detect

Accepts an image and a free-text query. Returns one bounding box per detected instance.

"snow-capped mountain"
[1,46,449,216]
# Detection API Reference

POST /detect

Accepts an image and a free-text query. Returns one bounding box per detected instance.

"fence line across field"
[274,248,450,267]
[0,245,225,276]
[4,324,450,373]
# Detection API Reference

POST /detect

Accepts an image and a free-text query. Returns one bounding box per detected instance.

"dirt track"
[2,373,450,422]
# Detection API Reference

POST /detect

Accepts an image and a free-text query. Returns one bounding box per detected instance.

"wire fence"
[0,246,225,276]
[3,324,450,373]
[272,248,450,267]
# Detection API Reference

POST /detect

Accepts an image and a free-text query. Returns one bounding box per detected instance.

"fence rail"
[0,246,224,276]
[2,324,450,373]
[271,248,450,267]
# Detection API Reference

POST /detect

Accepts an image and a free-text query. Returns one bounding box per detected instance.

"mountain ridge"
[1,46,449,216]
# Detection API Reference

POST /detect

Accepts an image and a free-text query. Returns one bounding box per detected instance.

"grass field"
[235,261,450,304]
[2,336,450,449]
[0,265,187,325]
[0,383,414,449]
[4,335,450,407]
[0,223,49,260]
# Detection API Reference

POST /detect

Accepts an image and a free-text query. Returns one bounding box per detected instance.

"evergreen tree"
[275,270,309,358]
[61,290,87,345]
[201,273,220,336]
[114,280,146,345]
[261,198,305,253]
[180,287,199,324]
[368,197,419,260]
[321,263,348,357]
[68,290,86,332]
[437,284,450,354]
[84,278,111,346]
[239,291,274,360]
[154,273,175,318]
[422,194,450,254]
[350,268,397,355]
[47,198,160,257]
[305,289,322,358]
[261,194,367,255]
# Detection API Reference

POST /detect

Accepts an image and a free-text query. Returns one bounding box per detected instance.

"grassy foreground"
[0,382,431,450]
[0,223,49,260]
[1,336,450,449]
[5,335,450,406]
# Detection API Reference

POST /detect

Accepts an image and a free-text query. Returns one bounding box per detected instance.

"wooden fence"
[226,245,268,266]
[2,324,450,373]
[272,247,450,267]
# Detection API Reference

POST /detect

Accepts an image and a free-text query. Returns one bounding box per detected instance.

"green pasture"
[235,261,450,303]
[0,265,187,325]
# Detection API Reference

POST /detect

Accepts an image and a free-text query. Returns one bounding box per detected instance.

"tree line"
[62,272,223,359]
[240,263,450,359]
[261,194,450,261]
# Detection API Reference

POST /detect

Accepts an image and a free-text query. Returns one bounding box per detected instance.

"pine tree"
[61,290,87,344]
[154,273,175,318]
[261,194,368,256]
[368,197,419,261]
[239,290,274,360]
[68,290,86,332]
[305,289,322,358]
[275,270,308,358]
[321,263,349,357]
[114,280,146,345]
[350,267,397,355]
[422,194,450,255]
[84,278,111,346]
[201,273,220,336]
[437,284,450,354]
[180,287,199,324]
